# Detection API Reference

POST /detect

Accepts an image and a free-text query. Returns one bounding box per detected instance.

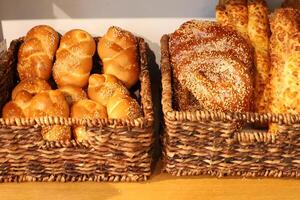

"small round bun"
[88,74,129,106]
[107,94,143,119]
[42,125,71,142]
[58,85,87,105]
[71,99,107,142]
[27,90,69,118]
[12,78,51,100]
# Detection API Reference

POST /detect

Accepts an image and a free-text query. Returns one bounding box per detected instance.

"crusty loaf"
[268,8,300,114]
[216,0,249,40]
[88,74,129,106]
[53,29,96,88]
[169,20,254,112]
[98,26,140,88]
[17,25,59,81]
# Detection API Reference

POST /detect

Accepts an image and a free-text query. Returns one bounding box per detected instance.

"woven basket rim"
[0,36,154,129]
[160,34,300,125]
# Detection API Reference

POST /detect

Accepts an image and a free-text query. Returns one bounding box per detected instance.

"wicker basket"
[0,36,154,182]
[160,34,300,178]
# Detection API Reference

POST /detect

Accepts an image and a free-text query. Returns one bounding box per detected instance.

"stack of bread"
[169,0,300,134]
[2,25,143,142]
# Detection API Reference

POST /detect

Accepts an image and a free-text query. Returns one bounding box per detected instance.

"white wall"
[0,0,285,43]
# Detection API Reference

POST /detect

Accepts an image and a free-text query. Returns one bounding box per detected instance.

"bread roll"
[247,0,271,113]
[53,29,96,88]
[27,90,69,118]
[17,25,59,80]
[88,74,129,106]
[58,85,87,105]
[71,99,107,142]
[98,26,140,88]
[2,91,33,119]
[216,0,249,40]
[107,94,143,119]
[12,78,51,100]
[27,90,71,141]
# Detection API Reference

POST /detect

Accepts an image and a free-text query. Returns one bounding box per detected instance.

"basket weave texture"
[0,36,154,182]
[160,34,300,178]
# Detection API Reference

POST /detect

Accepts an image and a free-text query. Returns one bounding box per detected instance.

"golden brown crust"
[268,8,300,113]
[17,25,59,81]
[107,94,143,119]
[11,78,51,100]
[247,0,271,113]
[88,74,129,106]
[98,26,140,88]
[42,125,71,142]
[71,99,107,142]
[216,0,249,40]
[169,20,254,112]
[26,90,69,118]
[58,85,87,106]
[53,29,96,88]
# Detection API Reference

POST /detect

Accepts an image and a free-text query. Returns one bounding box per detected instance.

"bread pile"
[169,0,300,134]
[2,25,143,142]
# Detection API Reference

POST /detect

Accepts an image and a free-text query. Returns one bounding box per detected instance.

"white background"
[0,0,285,62]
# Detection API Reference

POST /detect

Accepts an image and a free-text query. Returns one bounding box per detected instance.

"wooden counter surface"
[0,163,299,200]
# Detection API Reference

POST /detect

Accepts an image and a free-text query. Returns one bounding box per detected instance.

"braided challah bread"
[53,29,96,88]
[58,85,87,106]
[88,74,129,106]
[98,26,140,88]
[71,99,107,142]
[17,25,59,81]
[169,20,254,112]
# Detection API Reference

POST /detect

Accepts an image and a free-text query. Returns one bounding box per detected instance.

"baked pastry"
[268,8,300,114]
[58,85,87,105]
[268,8,300,133]
[2,91,33,119]
[107,94,143,119]
[216,0,249,40]
[88,74,129,106]
[53,29,96,88]
[169,20,253,112]
[71,99,107,142]
[11,78,51,100]
[98,26,140,88]
[247,0,271,113]
[17,25,59,81]
[27,90,71,141]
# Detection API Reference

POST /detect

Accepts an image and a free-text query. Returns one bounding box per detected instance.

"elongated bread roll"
[247,0,271,113]
[88,74,129,106]
[98,26,140,88]
[17,25,59,80]
[71,99,107,142]
[53,29,96,88]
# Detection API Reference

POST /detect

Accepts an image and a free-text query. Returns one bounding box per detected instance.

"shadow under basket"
[0,37,154,182]
[160,34,300,178]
